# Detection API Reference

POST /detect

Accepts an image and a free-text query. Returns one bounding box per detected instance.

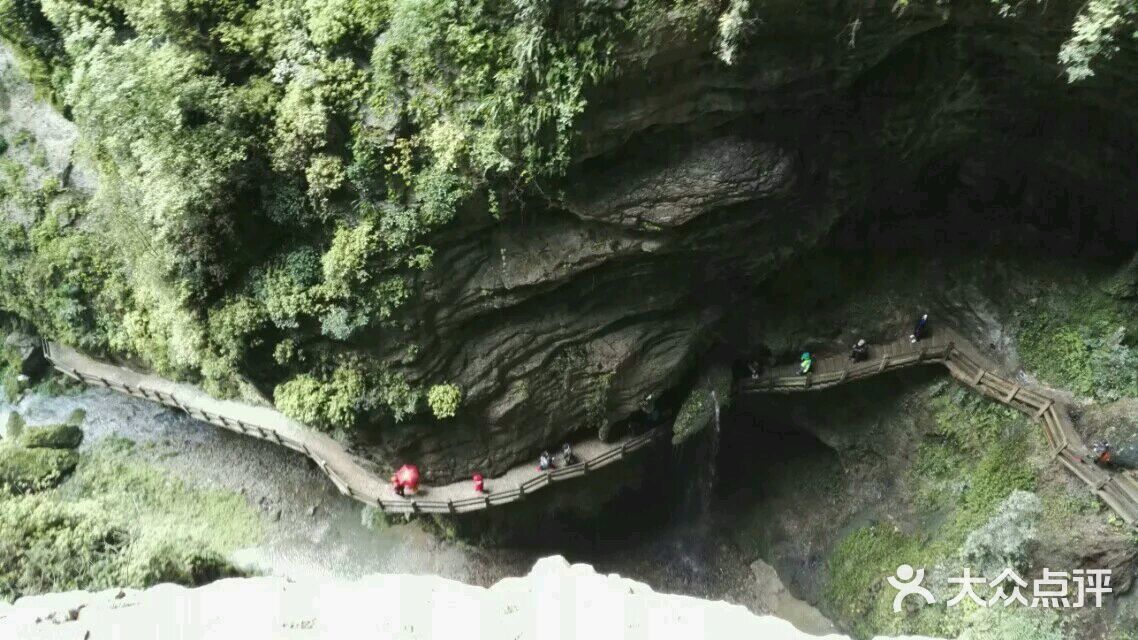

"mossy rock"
[671,363,733,445]
[0,445,78,494]
[125,539,244,587]
[20,423,84,450]
[4,412,25,440]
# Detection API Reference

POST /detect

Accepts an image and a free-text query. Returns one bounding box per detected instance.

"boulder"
[3,331,46,378]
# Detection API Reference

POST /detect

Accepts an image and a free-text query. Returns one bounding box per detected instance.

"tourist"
[748,360,762,379]
[538,450,554,471]
[562,443,577,466]
[472,473,485,494]
[910,313,929,344]
[850,339,869,362]
[1092,441,1114,467]
[799,352,813,375]
[391,464,419,497]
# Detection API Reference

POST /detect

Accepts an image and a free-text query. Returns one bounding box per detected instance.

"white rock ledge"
[0,556,938,640]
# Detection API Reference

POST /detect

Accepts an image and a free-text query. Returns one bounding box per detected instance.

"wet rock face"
[565,137,795,228]
[358,1,1138,481]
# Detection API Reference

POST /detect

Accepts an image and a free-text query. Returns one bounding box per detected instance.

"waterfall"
[704,388,721,517]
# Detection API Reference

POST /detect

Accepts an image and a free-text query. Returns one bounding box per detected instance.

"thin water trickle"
[705,388,721,518]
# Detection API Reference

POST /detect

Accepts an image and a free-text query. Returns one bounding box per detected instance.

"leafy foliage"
[427,383,462,419]
[0,0,743,431]
[1058,0,1138,81]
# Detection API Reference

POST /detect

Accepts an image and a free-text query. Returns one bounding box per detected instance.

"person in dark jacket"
[850,339,869,362]
[538,450,554,471]
[562,443,577,466]
[910,313,929,344]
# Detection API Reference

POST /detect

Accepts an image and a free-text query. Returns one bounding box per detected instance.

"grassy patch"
[60,437,261,552]
[825,524,927,637]
[0,437,260,600]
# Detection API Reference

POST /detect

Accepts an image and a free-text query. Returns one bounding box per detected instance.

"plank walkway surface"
[43,342,660,515]
[738,326,1138,527]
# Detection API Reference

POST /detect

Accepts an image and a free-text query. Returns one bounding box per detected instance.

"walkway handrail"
[41,341,661,515]
[739,330,1138,527]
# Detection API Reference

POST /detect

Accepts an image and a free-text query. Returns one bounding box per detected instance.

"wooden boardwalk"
[738,327,1138,527]
[42,342,660,515]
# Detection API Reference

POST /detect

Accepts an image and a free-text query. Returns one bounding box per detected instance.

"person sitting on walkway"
[911,313,929,344]
[562,443,577,466]
[799,352,813,375]
[850,339,869,362]
[538,450,554,471]
[1093,441,1114,467]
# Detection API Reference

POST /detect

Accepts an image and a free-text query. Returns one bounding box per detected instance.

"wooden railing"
[42,342,661,515]
[739,335,1138,527]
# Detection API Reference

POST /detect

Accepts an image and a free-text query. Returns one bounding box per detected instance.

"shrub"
[427,383,462,419]
[961,490,1043,574]
[19,422,83,449]
[275,365,367,429]
[4,411,24,440]
[0,496,129,599]
[0,444,77,494]
[0,495,244,601]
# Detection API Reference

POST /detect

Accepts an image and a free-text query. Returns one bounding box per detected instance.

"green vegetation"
[0,434,259,600]
[671,364,732,445]
[20,423,82,449]
[0,1,1131,437]
[0,444,76,494]
[1016,283,1138,401]
[0,0,749,433]
[960,490,1042,575]
[824,386,1047,639]
[427,383,462,419]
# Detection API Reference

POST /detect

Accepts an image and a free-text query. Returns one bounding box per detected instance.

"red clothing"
[473,474,485,493]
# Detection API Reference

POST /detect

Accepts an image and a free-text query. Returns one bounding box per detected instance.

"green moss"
[671,363,733,445]
[61,437,261,551]
[1016,283,1138,401]
[19,423,83,449]
[0,444,77,494]
[824,524,927,638]
[0,437,260,600]
[826,385,1043,638]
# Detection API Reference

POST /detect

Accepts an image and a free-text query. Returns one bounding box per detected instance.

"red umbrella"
[392,464,420,493]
